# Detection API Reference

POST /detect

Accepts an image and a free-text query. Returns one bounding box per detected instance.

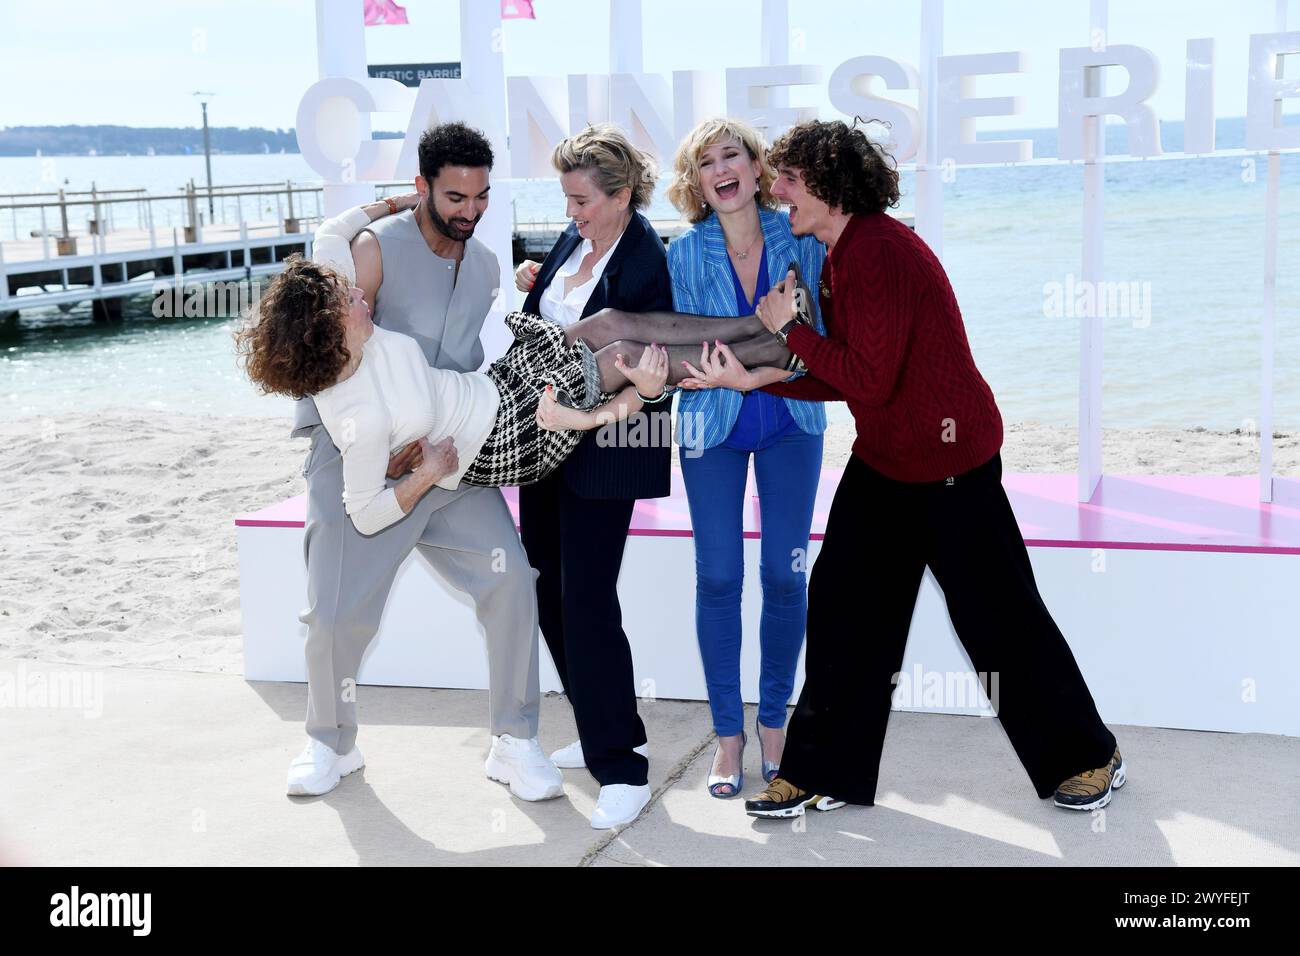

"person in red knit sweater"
[742,120,1126,819]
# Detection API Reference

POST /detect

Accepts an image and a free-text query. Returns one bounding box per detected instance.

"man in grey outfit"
[285,123,563,801]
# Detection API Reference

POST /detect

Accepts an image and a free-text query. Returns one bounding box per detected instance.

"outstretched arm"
[537,345,670,432]
[677,341,798,393]
[536,384,647,433]
[762,372,846,402]
[318,396,456,535]
[757,256,910,408]
[590,334,792,393]
[311,193,419,283]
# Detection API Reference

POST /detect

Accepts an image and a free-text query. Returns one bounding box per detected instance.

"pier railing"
[0,179,695,273]
[0,180,339,258]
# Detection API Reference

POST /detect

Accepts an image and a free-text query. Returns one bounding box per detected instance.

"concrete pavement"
[1,658,1296,867]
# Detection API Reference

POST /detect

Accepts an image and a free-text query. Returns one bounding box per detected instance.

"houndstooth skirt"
[461,310,611,487]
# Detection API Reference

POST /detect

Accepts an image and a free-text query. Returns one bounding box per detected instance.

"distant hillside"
[0,125,300,157]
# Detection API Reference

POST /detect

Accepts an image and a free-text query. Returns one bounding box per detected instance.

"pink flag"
[364,0,409,26]
[501,0,536,19]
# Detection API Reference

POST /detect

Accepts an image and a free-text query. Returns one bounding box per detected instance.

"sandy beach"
[2,411,1296,675]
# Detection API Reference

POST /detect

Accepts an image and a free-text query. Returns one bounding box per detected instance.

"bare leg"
[594,333,790,392]
[563,307,766,351]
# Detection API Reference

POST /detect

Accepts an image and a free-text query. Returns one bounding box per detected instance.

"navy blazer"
[522,211,673,500]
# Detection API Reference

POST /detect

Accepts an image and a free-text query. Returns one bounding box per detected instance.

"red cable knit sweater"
[763,211,1003,482]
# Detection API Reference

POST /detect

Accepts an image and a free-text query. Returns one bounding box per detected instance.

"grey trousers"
[299,424,541,754]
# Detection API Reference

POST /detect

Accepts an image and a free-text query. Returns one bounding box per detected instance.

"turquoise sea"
[1,117,1296,430]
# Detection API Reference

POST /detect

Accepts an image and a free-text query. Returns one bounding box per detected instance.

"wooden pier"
[0,180,323,321]
[0,221,315,321]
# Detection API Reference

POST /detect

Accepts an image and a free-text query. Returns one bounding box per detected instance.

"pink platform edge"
[235,467,1300,555]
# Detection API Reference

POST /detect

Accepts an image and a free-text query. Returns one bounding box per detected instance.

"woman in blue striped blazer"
[666,118,828,798]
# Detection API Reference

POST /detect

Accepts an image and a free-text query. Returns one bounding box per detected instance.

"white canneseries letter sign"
[724,64,822,141]
[295,77,411,184]
[673,70,726,142]
[610,73,677,162]
[827,56,921,161]
[1183,38,1216,155]
[568,73,611,131]
[507,76,569,178]
[1246,30,1300,150]
[1058,44,1163,159]
[936,51,1032,165]
[393,66,510,182]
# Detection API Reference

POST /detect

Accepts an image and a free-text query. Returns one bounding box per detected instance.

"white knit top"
[311,317,500,536]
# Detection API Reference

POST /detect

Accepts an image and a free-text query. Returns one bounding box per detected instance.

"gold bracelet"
[383,196,398,215]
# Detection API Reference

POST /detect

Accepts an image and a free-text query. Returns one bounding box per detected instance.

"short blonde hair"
[551,124,657,209]
[667,118,778,224]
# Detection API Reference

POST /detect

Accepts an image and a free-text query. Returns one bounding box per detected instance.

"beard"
[423,195,480,241]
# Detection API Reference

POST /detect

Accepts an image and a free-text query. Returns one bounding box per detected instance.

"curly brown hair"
[234,254,352,400]
[767,119,900,215]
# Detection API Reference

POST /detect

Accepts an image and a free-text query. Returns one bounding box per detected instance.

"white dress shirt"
[538,224,627,326]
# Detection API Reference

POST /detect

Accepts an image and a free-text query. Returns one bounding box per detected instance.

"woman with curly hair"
[734,119,1125,820]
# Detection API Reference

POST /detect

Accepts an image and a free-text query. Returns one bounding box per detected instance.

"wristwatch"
[773,318,800,346]
[383,196,399,215]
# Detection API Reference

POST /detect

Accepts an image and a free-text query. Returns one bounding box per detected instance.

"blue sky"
[0,0,1291,132]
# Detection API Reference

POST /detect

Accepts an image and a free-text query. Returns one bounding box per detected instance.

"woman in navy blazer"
[522,215,674,496]
[515,125,673,830]
[665,118,828,799]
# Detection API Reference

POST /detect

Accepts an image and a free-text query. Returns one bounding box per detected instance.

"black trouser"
[518,469,649,786]
[779,452,1117,805]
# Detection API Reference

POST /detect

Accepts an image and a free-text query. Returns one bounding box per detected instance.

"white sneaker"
[590,783,651,829]
[286,738,364,796]
[550,739,649,770]
[484,734,565,801]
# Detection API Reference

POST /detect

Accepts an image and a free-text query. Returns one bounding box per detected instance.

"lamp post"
[192,91,216,219]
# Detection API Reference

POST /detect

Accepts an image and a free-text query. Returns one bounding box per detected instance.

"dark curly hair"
[234,254,351,400]
[768,119,900,215]
[418,121,495,182]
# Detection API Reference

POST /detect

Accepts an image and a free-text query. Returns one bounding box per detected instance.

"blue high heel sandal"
[756,719,781,784]
[706,731,746,799]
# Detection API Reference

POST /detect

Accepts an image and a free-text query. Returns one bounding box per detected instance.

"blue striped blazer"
[667,207,828,451]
